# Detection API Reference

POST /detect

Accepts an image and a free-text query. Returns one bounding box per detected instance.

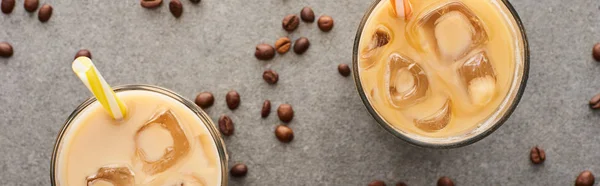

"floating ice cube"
[414,99,452,131]
[86,165,135,186]
[435,11,474,61]
[386,53,429,108]
[459,51,497,105]
[134,109,190,175]
[361,25,392,69]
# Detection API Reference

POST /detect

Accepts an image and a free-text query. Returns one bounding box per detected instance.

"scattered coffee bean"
[37,4,52,22]
[74,49,92,59]
[255,44,275,60]
[282,14,300,32]
[218,115,234,136]
[338,64,351,77]
[169,0,182,18]
[261,100,271,118]
[395,182,407,186]
[195,92,214,109]
[1,0,15,14]
[318,15,334,32]
[23,0,38,12]
[230,163,248,177]
[594,43,600,62]
[277,104,294,122]
[576,171,595,186]
[275,125,294,143]
[293,37,310,54]
[140,0,162,9]
[0,42,13,58]
[300,7,315,22]
[263,69,279,84]
[275,37,291,54]
[226,90,240,110]
[529,146,545,164]
[437,177,454,186]
[368,180,386,186]
[189,0,201,4]
[590,93,600,109]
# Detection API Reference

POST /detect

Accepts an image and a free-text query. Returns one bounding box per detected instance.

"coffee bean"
[318,15,334,32]
[275,37,291,54]
[189,0,201,3]
[529,146,545,164]
[594,43,600,62]
[275,125,294,143]
[230,163,248,177]
[368,180,386,186]
[300,7,315,22]
[395,182,407,186]
[168,0,183,18]
[74,49,92,59]
[277,104,294,122]
[590,93,600,109]
[261,100,271,118]
[437,177,454,186]
[293,37,310,54]
[0,42,13,58]
[37,4,52,22]
[195,92,214,109]
[338,64,351,77]
[255,44,275,60]
[1,0,15,14]
[226,90,240,110]
[282,14,300,32]
[23,0,38,12]
[140,0,162,9]
[263,69,279,84]
[576,171,595,186]
[218,115,234,136]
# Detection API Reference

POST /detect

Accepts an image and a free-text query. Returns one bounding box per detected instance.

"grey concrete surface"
[1,0,599,185]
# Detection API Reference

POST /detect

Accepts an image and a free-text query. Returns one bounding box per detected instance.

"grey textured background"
[0,0,599,185]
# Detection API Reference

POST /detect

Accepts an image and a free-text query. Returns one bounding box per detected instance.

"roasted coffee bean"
[140,0,162,9]
[437,177,454,186]
[594,43,600,62]
[74,49,92,59]
[590,93,600,109]
[282,14,300,32]
[168,0,182,18]
[368,180,386,186]
[530,146,546,164]
[576,171,595,186]
[293,37,310,54]
[189,0,201,3]
[277,104,294,122]
[226,90,240,110]
[263,69,279,84]
[395,182,407,186]
[1,0,15,14]
[23,0,38,12]
[275,37,291,54]
[300,7,315,22]
[275,125,294,143]
[338,64,351,77]
[218,115,234,136]
[318,15,334,32]
[255,44,275,60]
[0,42,13,58]
[37,4,52,22]
[230,163,248,177]
[195,92,214,109]
[261,100,271,118]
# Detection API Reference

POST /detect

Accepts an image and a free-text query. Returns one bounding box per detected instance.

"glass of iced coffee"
[51,85,228,185]
[353,0,529,148]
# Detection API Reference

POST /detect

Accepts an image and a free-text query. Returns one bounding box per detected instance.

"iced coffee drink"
[354,0,528,146]
[51,85,227,185]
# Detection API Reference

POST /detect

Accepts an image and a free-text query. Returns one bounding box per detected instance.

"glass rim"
[351,0,530,148]
[50,84,228,185]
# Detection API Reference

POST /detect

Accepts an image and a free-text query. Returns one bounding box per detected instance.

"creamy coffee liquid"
[358,0,521,137]
[55,90,221,186]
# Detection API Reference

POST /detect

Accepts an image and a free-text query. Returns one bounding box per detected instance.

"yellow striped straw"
[72,57,127,120]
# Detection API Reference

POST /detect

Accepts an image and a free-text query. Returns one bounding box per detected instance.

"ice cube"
[86,165,135,186]
[468,76,496,106]
[407,1,488,61]
[134,109,190,175]
[414,99,452,131]
[361,24,392,69]
[386,53,429,108]
[458,50,497,105]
